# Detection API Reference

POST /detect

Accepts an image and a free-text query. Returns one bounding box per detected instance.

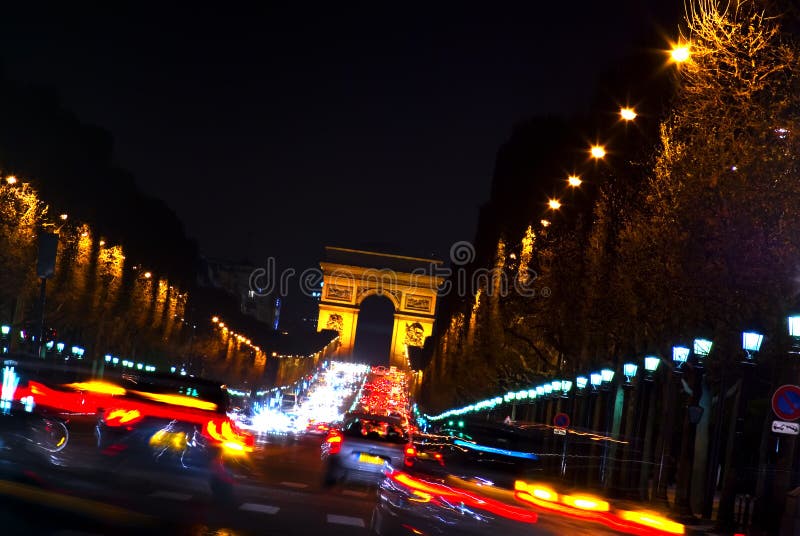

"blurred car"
[321,412,414,486]
[424,420,542,489]
[369,469,538,536]
[93,372,254,499]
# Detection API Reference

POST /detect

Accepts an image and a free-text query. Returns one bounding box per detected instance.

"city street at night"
[3,1,800,535]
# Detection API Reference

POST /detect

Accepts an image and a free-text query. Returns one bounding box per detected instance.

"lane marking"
[280,481,308,489]
[148,490,192,501]
[327,514,365,527]
[239,503,280,514]
[342,489,369,498]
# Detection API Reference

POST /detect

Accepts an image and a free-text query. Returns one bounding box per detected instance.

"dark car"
[321,412,414,486]
[93,372,253,499]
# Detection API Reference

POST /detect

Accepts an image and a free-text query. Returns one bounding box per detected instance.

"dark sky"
[0,3,679,322]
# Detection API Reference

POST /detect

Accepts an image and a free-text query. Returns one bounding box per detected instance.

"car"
[369,468,539,536]
[93,372,254,500]
[321,412,414,486]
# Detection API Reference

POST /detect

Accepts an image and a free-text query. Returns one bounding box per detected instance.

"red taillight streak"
[390,471,537,524]
[514,491,675,536]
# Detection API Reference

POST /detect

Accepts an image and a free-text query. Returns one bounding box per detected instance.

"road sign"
[553,413,570,428]
[771,385,800,421]
[553,428,567,436]
[772,421,800,436]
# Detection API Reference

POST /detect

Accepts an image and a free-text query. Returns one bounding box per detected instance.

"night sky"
[0,3,679,324]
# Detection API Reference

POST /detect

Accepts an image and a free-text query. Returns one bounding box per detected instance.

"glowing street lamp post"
[609,363,638,496]
[717,330,764,529]
[0,325,9,354]
[653,346,690,504]
[626,356,661,500]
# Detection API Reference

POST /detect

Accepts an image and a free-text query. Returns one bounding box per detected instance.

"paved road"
[0,420,670,535]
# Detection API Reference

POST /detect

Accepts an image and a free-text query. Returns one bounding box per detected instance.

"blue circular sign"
[772,385,800,421]
[553,413,570,428]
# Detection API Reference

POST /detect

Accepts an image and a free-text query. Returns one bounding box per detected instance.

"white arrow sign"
[772,420,800,435]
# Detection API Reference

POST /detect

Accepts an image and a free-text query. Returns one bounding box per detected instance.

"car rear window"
[342,417,408,444]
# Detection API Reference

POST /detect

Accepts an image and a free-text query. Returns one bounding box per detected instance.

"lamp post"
[599,367,616,487]
[613,362,638,497]
[0,325,9,354]
[717,330,764,531]
[654,346,689,504]
[674,343,707,519]
[630,355,661,500]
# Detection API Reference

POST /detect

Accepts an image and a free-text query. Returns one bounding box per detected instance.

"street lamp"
[620,107,637,121]
[590,145,606,159]
[568,175,582,187]
[562,380,573,394]
[576,376,588,390]
[6,176,17,185]
[670,43,691,63]
[623,362,638,383]
[789,315,800,337]
[600,368,615,384]
[0,325,9,354]
[672,346,690,365]
[551,380,562,393]
[742,331,764,361]
[693,338,713,360]
[540,219,551,227]
[590,373,602,388]
[644,355,660,378]
[548,199,562,210]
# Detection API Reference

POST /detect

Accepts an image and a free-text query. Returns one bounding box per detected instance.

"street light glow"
[59,214,68,221]
[143,271,152,279]
[540,219,551,227]
[212,316,220,323]
[600,368,614,383]
[670,43,691,63]
[623,363,638,381]
[590,145,606,158]
[742,331,764,353]
[567,175,582,187]
[788,315,800,337]
[548,199,562,210]
[672,346,690,364]
[693,338,713,357]
[6,176,17,185]
[644,356,660,372]
[620,107,637,121]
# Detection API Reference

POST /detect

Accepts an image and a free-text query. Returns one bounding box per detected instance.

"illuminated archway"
[316,247,443,370]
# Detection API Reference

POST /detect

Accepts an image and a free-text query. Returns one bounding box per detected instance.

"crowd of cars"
[320,365,416,487]
[0,356,689,534]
